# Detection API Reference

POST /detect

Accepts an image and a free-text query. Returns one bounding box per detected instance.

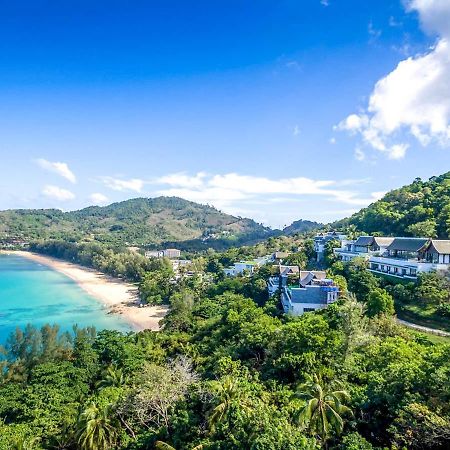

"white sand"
[5,251,168,331]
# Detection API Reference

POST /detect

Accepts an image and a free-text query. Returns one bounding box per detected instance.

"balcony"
[368,255,449,279]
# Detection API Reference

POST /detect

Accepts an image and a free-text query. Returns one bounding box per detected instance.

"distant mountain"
[282,219,322,235]
[333,172,450,238]
[0,197,273,248]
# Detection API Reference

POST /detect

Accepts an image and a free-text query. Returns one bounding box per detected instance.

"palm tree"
[75,402,118,450]
[96,365,127,390]
[11,437,39,450]
[346,224,358,240]
[155,441,203,450]
[295,374,352,447]
[207,376,250,432]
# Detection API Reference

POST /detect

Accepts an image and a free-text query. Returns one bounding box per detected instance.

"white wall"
[290,303,328,315]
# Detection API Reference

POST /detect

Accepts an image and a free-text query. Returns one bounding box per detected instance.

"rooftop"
[386,237,429,253]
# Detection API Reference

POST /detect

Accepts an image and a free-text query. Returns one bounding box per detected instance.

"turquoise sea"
[0,254,132,344]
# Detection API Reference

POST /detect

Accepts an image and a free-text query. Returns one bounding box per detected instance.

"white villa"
[145,248,181,259]
[223,254,273,277]
[334,236,450,280]
[334,235,394,262]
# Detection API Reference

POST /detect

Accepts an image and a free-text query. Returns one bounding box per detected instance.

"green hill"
[282,219,322,235]
[0,196,272,248]
[334,172,450,238]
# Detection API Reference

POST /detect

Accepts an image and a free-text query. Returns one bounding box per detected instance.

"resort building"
[334,236,450,280]
[267,265,299,296]
[334,235,394,261]
[267,265,339,315]
[224,255,273,277]
[280,271,339,315]
[368,237,450,280]
[314,231,347,261]
[273,251,290,261]
[145,248,182,259]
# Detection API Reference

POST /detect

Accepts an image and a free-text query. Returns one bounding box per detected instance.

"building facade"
[314,231,347,261]
[145,248,181,259]
[334,235,450,280]
[268,266,339,315]
[334,236,394,261]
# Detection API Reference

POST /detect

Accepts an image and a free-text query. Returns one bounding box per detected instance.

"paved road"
[397,318,450,337]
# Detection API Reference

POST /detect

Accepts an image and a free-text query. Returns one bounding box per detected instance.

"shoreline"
[1,250,167,332]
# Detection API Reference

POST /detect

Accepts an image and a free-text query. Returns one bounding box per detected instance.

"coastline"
[1,250,167,332]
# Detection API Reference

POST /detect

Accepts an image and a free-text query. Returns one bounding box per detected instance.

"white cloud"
[36,159,76,183]
[389,16,402,27]
[42,185,75,201]
[154,172,379,211]
[336,114,369,133]
[354,148,366,161]
[368,21,382,41]
[336,0,450,159]
[89,193,109,205]
[293,125,301,136]
[100,176,145,193]
[371,191,387,201]
[388,143,409,160]
[320,0,329,6]
[329,137,336,144]
[156,172,206,189]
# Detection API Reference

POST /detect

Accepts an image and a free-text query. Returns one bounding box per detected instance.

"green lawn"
[396,301,450,333]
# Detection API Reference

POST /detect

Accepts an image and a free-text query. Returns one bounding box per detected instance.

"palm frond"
[155,441,177,450]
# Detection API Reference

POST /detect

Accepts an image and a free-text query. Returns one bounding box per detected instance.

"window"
[303,307,316,313]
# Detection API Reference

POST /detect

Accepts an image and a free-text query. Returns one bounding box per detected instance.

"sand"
[4,251,168,331]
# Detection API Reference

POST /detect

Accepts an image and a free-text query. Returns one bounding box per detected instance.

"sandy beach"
[3,250,167,331]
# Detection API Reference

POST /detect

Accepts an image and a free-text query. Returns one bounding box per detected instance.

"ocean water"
[0,254,132,344]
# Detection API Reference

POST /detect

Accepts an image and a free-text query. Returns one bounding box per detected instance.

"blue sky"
[1,0,449,228]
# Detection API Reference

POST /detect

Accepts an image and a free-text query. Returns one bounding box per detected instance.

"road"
[397,318,450,337]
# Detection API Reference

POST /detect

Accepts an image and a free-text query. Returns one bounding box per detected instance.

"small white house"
[224,261,257,277]
[145,248,181,259]
[224,254,273,277]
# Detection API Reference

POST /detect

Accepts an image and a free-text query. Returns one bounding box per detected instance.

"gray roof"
[299,271,327,287]
[290,286,329,304]
[373,237,395,247]
[386,237,429,252]
[299,273,315,287]
[427,240,450,255]
[280,265,299,275]
[354,236,374,247]
[274,251,290,259]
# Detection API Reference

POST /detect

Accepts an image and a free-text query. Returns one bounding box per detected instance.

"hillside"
[282,219,322,235]
[0,197,272,248]
[334,172,450,238]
